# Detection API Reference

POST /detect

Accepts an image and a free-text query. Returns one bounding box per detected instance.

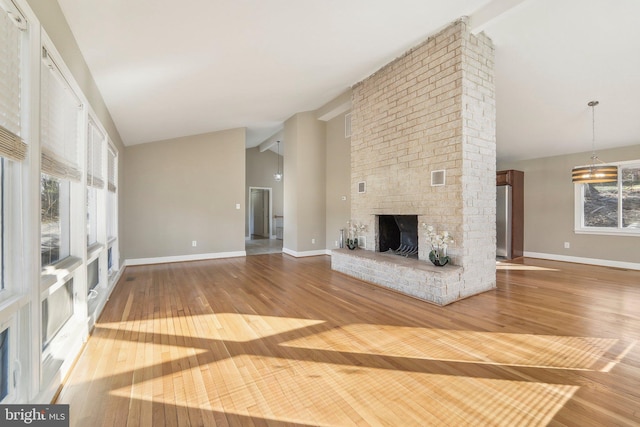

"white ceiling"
[57,0,640,162]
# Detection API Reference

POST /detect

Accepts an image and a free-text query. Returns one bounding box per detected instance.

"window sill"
[574,228,640,237]
[0,293,28,318]
[41,256,82,292]
[87,243,105,261]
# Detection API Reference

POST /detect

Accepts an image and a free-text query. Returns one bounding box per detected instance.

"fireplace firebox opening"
[377,215,418,258]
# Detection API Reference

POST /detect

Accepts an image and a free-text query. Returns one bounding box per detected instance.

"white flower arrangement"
[347,220,367,240]
[422,223,454,266]
[421,223,454,252]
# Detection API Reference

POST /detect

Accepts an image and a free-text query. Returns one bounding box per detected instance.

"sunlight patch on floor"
[282,324,618,371]
[111,354,578,426]
[98,313,325,342]
[496,263,559,271]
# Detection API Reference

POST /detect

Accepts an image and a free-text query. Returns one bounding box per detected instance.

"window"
[0,1,27,404]
[106,144,117,240]
[41,278,74,350]
[86,119,104,246]
[0,159,4,292]
[86,187,97,245]
[0,327,8,401]
[0,0,27,163]
[40,47,82,267]
[106,144,118,275]
[87,258,98,295]
[575,162,640,235]
[1,1,27,290]
[107,246,113,272]
[40,174,70,266]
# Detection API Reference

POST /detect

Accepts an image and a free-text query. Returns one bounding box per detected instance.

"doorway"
[249,187,272,238]
[247,187,282,255]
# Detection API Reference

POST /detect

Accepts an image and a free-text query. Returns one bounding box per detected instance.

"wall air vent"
[431,170,446,186]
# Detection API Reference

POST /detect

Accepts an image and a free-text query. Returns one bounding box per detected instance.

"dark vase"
[346,238,358,250]
[429,249,449,266]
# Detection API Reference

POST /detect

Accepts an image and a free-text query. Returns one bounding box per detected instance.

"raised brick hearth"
[332,249,464,306]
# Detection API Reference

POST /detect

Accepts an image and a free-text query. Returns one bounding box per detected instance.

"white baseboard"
[126,251,246,266]
[524,251,640,271]
[282,248,331,258]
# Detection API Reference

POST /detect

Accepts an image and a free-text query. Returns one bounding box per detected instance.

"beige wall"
[498,144,640,264]
[283,112,327,253]
[325,112,351,249]
[245,147,284,237]
[123,128,246,260]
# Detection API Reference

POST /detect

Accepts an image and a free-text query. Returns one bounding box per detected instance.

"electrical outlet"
[192,241,197,247]
[311,238,316,244]
[564,242,570,249]
[335,240,338,247]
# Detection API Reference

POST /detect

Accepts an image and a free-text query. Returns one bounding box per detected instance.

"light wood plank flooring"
[56,255,640,426]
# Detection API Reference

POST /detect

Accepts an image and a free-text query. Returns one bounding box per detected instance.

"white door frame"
[248,187,273,238]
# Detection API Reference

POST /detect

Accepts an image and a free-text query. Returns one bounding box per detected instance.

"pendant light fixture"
[571,101,618,184]
[274,140,283,182]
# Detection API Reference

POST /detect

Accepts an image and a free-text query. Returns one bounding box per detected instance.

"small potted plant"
[422,223,454,266]
[346,220,366,250]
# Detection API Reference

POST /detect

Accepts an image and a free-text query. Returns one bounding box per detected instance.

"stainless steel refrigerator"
[496,185,512,258]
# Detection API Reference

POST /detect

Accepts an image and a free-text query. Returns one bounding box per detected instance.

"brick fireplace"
[332,18,497,305]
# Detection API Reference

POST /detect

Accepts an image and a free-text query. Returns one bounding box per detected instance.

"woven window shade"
[0,2,26,162]
[40,48,82,181]
[87,119,105,188]
[0,125,26,161]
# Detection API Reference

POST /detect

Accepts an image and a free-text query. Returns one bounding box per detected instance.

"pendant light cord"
[588,100,599,164]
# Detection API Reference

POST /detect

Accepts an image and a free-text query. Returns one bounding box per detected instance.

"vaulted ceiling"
[57,0,640,162]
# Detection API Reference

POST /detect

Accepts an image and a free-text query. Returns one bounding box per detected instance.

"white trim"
[574,229,640,237]
[88,265,123,330]
[108,265,124,287]
[282,248,330,258]
[524,251,640,271]
[126,251,246,266]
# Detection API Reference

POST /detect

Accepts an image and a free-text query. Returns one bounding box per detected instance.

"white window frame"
[86,115,106,253]
[86,186,98,247]
[40,275,83,388]
[574,159,640,236]
[37,32,89,402]
[106,142,118,277]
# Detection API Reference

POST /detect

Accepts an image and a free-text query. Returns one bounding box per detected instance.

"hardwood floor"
[55,255,640,426]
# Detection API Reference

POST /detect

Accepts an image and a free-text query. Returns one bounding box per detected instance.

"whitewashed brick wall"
[460,26,497,296]
[350,18,496,298]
